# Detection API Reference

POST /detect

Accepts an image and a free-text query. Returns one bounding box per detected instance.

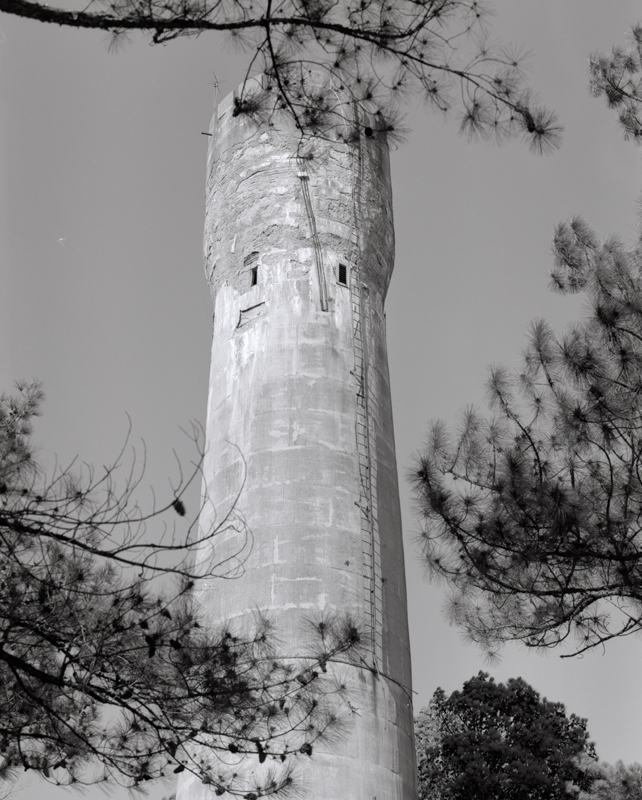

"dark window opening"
[244,251,259,266]
[338,263,348,285]
[251,266,258,286]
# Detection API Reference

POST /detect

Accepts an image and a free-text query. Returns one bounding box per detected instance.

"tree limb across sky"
[0,383,365,796]
[0,0,562,149]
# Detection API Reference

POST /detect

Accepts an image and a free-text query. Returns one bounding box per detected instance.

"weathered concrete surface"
[178,79,417,800]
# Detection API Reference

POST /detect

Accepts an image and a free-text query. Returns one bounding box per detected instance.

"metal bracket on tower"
[296,156,328,312]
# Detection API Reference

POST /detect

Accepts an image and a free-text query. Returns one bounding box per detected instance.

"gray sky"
[2,2,642,797]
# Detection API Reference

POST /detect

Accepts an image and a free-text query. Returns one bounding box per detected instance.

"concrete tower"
[179,78,417,800]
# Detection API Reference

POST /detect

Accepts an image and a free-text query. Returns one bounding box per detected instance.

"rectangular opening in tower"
[338,263,348,285]
[244,251,259,289]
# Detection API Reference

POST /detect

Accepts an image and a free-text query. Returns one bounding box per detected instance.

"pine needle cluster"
[590,24,642,142]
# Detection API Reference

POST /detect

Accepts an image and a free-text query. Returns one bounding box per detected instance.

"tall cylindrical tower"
[179,78,417,800]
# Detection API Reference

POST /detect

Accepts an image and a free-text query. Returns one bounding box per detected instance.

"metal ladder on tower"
[351,276,383,670]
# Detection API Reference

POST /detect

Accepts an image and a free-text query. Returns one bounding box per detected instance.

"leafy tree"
[0,382,364,797]
[414,687,451,800]
[580,760,642,800]
[0,0,560,149]
[412,26,642,658]
[414,673,595,800]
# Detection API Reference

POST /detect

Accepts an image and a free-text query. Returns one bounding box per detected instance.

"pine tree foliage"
[0,0,560,149]
[413,210,642,657]
[412,34,642,657]
[590,24,642,143]
[414,673,595,800]
[0,383,365,797]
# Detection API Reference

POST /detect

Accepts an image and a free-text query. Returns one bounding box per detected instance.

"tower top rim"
[208,73,389,142]
[210,75,269,134]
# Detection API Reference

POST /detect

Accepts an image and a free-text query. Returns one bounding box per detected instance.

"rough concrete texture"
[177,79,417,800]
